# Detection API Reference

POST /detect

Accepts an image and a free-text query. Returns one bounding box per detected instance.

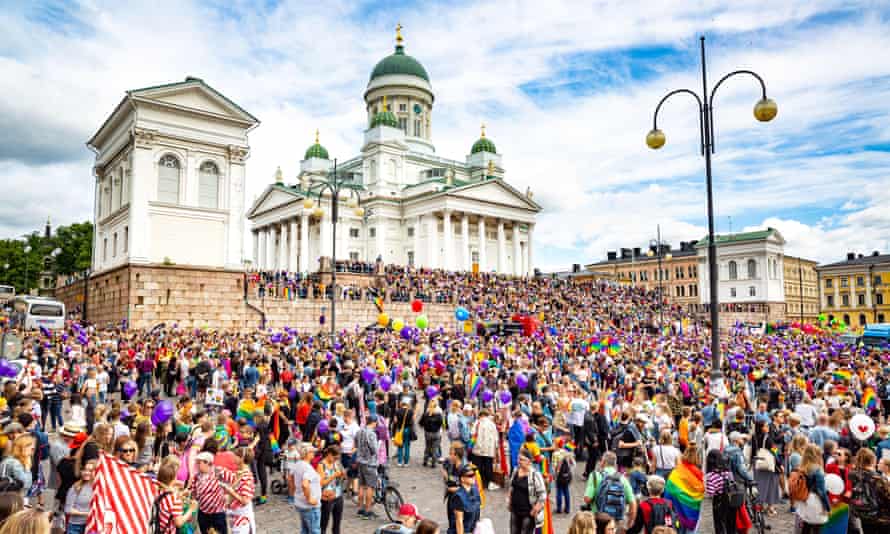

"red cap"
[398,503,422,521]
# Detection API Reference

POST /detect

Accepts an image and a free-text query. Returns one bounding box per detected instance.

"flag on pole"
[87,452,161,534]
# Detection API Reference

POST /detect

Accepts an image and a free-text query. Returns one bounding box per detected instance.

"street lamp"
[647,224,672,328]
[302,158,365,341]
[23,245,32,295]
[646,36,777,396]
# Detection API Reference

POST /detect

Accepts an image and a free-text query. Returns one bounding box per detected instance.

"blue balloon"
[455,307,470,322]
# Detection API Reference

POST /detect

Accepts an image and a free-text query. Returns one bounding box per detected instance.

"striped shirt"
[230,470,256,527]
[156,491,183,534]
[193,467,235,514]
[705,470,731,497]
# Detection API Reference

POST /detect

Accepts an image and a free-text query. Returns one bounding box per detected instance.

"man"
[794,395,818,430]
[584,452,637,530]
[626,476,676,534]
[875,425,890,463]
[725,432,754,484]
[616,413,647,472]
[447,465,482,534]
[375,503,423,534]
[192,451,233,534]
[292,442,321,534]
[355,414,380,520]
[582,401,601,477]
[471,408,499,490]
[809,413,840,447]
[567,390,588,460]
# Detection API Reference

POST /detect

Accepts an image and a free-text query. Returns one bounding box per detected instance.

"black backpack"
[595,472,628,521]
[850,470,889,524]
[150,491,171,534]
[556,458,572,486]
[644,499,677,532]
[610,425,627,455]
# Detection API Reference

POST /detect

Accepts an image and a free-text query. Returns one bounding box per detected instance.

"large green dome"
[304,130,329,159]
[370,44,430,83]
[471,136,497,154]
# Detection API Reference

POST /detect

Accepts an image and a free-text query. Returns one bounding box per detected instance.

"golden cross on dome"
[480,123,486,138]
[395,23,403,44]
[314,129,319,144]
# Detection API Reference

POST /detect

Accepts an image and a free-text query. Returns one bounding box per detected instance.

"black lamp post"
[303,159,364,342]
[646,36,777,395]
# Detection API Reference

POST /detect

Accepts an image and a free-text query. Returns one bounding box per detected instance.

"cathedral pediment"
[448,180,541,212]
[129,77,259,125]
[246,185,301,218]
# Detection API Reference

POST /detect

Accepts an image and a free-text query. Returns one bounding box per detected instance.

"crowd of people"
[0,271,889,534]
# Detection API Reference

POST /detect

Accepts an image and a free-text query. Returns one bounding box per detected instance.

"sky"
[2,0,890,271]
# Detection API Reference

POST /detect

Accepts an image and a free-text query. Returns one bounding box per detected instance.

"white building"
[246,27,541,275]
[696,227,786,304]
[87,77,258,273]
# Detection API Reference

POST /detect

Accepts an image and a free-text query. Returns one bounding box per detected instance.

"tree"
[51,222,93,275]
[0,221,93,293]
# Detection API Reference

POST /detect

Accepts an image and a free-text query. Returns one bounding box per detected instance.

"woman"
[442,442,466,491]
[447,465,481,534]
[222,448,256,534]
[415,519,441,534]
[593,512,616,534]
[795,444,830,534]
[155,458,198,534]
[392,400,416,468]
[74,423,113,477]
[566,511,596,534]
[652,430,681,480]
[317,445,345,534]
[752,420,781,516]
[133,421,155,469]
[825,447,853,501]
[64,459,95,534]
[0,435,35,494]
[0,508,50,534]
[419,402,444,468]
[849,448,890,534]
[0,492,24,524]
[506,450,546,534]
[704,449,737,534]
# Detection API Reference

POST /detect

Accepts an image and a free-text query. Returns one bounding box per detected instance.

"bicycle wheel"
[383,486,404,522]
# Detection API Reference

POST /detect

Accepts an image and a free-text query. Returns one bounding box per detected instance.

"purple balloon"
[317,420,330,435]
[480,360,489,371]
[426,385,439,399]
[516,373,529,390]
[361,367,377,384]
[498,390,513,405]
[379,375,392,392]
[123,380,138,399]
[730,360,739,370]
[481,390,494,403]
[289,387,298,400]
[151,400,174,426]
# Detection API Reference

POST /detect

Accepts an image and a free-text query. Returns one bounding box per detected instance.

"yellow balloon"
[464,322,474,334]
[508,346,515,354]
[393,318,405,331]
[475,351,485,362]
[377,313,389,327]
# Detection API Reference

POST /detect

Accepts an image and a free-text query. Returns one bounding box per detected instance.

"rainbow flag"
[315,384,336,403]
[664,460,704,531]
[833,369,852,381]
[822,503,849,534]
[373,295,384,313]
[468,373,483,399]
[863,386,878,412]
[474,470,486,509]
[236,399,256,425]
[540,456,554,534]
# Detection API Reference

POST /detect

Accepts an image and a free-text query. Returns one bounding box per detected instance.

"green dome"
[471,136,497,154]
[304,142,329,160]
[371,110,399,128]
[370,45,430,83]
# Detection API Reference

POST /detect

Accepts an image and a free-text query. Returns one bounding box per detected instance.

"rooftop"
[695,228,778,247]
[819,252,890,269]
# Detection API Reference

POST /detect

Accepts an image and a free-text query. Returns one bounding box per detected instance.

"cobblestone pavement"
[254,437,799,534]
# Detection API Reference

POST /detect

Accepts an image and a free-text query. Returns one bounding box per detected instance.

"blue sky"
[2,0,890,269]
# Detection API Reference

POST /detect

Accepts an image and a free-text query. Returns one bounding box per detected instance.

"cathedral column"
[461,214,470,271]
[376,214,386,262]
[427,214,439,268]
[477,217,487,272]
[257,227,267,270]
[278,222,288,271]
[265,227,276,271]
[513,224,521,276]
[288,219,298,272]
[497,219,506,273]
[527,224,534,276]
[443,209,453,271]
[252,230,259,269]
[320,212,332,262]
[413,215,422,267]
[299,214,310,272]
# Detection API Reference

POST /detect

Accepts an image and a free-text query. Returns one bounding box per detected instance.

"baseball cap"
[196,452,214,463]
[367,414,378,424]
[398,503,422,521]
[458,464,477,477]
[729,431,746,443]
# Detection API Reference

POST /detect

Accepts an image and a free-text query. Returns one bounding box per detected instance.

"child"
[283,438,299,504]
[69,392,86,427]
[553,439,576,514]
[628,457,649,500]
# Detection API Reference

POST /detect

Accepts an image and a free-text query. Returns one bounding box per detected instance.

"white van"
[11,296,65,330]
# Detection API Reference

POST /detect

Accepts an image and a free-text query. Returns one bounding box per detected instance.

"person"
[0,435,35,495]
[293,442,321,534]
[338,410,359,498]
[627,475,677,534]
[63,459,95,534]
[73,423,113,478]
[192,451,233,534]
[471,408,498,490]
[442,441,466,493]
[0,508,50,534]
[221,448,256,534]
[419,402,444,468]
[584,451,637,530]
[153,458,197,534]
[447,464,481,534]
[114,438,139,467]
[0,492,23,525]
[724,432,754,485]
[567,511,597,534]
[703,449,737,534]
[414,518,440,534]
[795,444,830,534]
[594,512,617,534]
[507,450,547,534]
[392,400,415,468]
[652,431,680,480]
[553,440,576,514]
[375,503,423,534]
[317,445,345,534]
[355,414,380,520]
[752,421,781,516]
[849,447,890,533]
[582,401,602,477]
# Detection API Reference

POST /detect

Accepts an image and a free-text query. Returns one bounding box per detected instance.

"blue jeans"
[299,507,321,534]
[397,441,411,465]
[556,483,570,513]
[49,402,63,431]
[67,523,86,534]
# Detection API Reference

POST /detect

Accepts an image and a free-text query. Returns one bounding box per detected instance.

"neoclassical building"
[246,27,541,275]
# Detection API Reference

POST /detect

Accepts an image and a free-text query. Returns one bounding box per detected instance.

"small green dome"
[371,110,399,128]
[471,136,497,155]
[304,142,329,160]
[370,44,430,83]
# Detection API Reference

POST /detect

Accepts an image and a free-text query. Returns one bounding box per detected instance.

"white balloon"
[825,473,844,495]
[850,413,876,441]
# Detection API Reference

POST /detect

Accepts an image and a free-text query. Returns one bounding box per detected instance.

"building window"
[349,251,359,261]
[369,228,376,238]
[858,294,866,306]
[825,278,833,288]
[123,226,128,252]
[407,251,415,266]
[399,103,407,112]
[879,313,886,323]
[103,238,108,261]
[157,155,181,204]
[827,295,834,307]
[749,286,756,297]
[857,276,865,287]
[407,227,414,237]
[747,259,757,279]
[859,313,867,326]
[398,118,407,132]
[843,314,850,325]
[728,261,738,280]
[842,294,850,307]
[113,233,118,258]
[877,293,884,305]
[730,287,737,297]
[874,276,882,286]
[349,228,360,238]
[840,277,849,287]
[198,161,220,209]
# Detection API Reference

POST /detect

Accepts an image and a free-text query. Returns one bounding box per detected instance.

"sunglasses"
[119,448,137,454]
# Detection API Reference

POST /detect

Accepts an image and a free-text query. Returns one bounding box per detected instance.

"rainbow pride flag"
[664,460,704,531]
[315,384,336,403]
[468,373,483,398]
[863,386,878,412]
[822,503,849,534]
[833,369,852,381]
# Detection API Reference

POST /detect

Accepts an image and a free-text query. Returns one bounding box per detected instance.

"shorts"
[341,452,357,477]
[358,464,378,488]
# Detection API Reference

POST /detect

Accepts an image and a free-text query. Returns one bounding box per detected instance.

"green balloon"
[416,314,429,330]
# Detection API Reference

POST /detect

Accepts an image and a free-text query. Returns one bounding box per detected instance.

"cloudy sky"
[2,1,890,270]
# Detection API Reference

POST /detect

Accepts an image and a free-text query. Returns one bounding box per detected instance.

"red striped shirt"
[157,491,183,534]
[230,470,256,526]
[193,467,235,514]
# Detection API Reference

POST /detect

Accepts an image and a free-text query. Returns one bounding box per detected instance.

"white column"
[320,213,332,260]
[266,226,276,270]
[414,215,423,267]
[461,214,470,271]
[477,217,487,272]
[376,215,386,262]
[527,224,534,276]
[443,209,453,271]
[497,219,506,273]
[257,228,267,270]
[252,230,259,268]
[288,219,298,272]
[278,223,288,270]
[427,214,439,268]
[512,224,521,276]
[299,214,310,273]
[866,274,873,308]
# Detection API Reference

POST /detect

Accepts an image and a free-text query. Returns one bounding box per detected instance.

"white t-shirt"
[97,371,109,393]
[113,421,131,440]
[291,460,321,510]
[341,422,360,453]
[567,398,587,427]
[653,444,682,470]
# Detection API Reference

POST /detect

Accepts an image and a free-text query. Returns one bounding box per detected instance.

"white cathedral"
[246,27,541,276]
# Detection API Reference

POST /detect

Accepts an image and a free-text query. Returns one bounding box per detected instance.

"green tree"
[51,222,93,275]
[0,221,93,293]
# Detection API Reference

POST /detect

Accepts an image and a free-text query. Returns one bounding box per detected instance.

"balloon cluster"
[0,361,17,379]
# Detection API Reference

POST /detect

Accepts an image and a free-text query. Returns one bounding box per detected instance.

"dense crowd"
[0,274,889,534]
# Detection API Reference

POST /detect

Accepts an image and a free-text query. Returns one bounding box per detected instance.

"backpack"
[150,491,171,534]
[610,425,628,455]
[850,470,883,523]
[556,458,572,486]
[595,472,627,521]
[642,498,677,532]
[787,468,809,502]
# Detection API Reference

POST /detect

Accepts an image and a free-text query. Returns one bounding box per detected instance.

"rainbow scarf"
[833,369,852,382]
[822,502,849,534]
[468,373,483,399]
[664,460,704,531]
[863,386,878,412]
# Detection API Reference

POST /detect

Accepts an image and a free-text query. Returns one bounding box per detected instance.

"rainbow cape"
[664,460,704,531]
[822,503,849,534]
[833,369,852,381]
[863,386,878,412]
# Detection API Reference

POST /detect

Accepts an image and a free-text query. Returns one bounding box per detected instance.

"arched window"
[859,314,867,326]
[747,259,757,279]
[198,161,220,209]
[843,314,850,325]
[728,261,738,280]
[157,155,181,204]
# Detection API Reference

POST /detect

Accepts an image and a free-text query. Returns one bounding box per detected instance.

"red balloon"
[411,300,423,313]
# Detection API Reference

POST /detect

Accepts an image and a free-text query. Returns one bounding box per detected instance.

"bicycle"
[374,465,404,521]
[744,479,770,534]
